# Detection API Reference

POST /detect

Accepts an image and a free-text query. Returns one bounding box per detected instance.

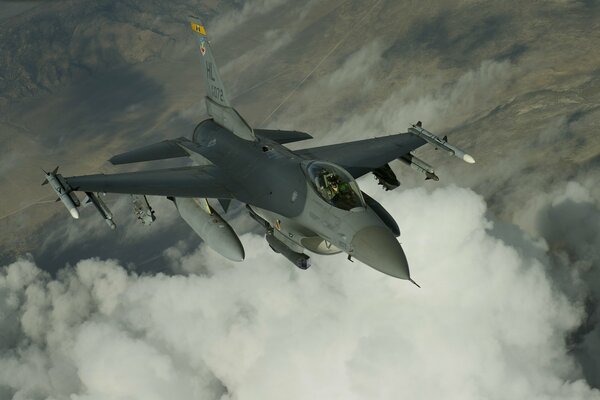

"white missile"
[174,197,245,261]
[408,122,476,164]
[43,170,80,219]
[84,192,116,230]
[399,153,439,181]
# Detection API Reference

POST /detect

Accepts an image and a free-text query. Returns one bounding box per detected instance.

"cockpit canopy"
[304,161,365,211]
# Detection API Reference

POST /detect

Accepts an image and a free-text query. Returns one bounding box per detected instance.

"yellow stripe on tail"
[191,22,206,36]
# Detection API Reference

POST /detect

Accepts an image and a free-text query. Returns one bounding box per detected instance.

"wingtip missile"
[452,148,476,164]
[408,123,475,165]
[69,207,80,219]
[43,169,80,219]
[463,154,476,164]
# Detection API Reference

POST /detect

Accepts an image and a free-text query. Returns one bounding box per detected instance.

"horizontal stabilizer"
[255,129,313,144]
[109,139,190,165]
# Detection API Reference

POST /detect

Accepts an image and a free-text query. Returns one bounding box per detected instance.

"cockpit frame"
[302,161,366,211]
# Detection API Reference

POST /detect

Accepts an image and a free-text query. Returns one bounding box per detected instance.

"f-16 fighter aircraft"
[43,18,475,285]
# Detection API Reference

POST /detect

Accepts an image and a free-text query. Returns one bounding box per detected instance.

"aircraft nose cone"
[351,226,410,280]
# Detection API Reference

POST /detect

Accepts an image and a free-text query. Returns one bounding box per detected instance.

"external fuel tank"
[174,197,245,261]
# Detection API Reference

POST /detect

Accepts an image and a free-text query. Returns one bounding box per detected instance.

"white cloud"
[277,53,516,145]
[512,181,597,240]
[341,58,514,137]
[1,186,598,400]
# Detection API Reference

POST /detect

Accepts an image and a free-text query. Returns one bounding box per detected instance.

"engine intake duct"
[266,232,311,270]
[372,164,400,191]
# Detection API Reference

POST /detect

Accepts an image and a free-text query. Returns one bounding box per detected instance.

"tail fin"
[190,17,230,107]
[189,17,255,141]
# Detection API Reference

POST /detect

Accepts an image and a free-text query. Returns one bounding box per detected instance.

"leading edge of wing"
[65,166,231,198]
[295,133,427,178]
[109,138,191,165]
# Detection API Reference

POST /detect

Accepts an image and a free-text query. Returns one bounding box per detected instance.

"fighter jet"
[43,18,475,284]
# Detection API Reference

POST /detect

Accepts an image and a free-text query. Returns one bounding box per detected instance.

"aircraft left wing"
[295,132,427,178]
[65,166,231,198]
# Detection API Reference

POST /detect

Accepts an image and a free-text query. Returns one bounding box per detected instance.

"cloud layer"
[2,1,600,398]
[1,185,598,400]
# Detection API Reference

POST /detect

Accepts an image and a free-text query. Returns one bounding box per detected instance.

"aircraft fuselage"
[189,119,411,279]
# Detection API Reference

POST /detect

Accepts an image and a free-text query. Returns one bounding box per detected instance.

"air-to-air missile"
[408,121,476,164]
[399,152,439,181]
[42,167,80,219]
[172,197,245,262]
[83,191,116,229]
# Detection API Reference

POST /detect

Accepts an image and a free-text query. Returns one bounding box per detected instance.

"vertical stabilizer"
[189,17,255,141]
[190,17,230,107]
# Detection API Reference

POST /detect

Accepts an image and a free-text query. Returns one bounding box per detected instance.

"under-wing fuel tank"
[173,197,245,262]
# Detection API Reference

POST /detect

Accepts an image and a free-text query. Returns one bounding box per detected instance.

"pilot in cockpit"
[314,168,362,210]
[319,172,340,199]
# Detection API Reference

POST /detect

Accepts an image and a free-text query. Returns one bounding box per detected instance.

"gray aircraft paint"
[46,18,475,283]
[173,197,244,262]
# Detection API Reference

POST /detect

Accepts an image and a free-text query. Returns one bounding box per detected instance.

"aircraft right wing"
[295,132,427,179]
[295,122,476,182]
[64,165,231,198]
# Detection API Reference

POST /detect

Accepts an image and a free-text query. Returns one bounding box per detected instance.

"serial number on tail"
[209,84,225,103]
